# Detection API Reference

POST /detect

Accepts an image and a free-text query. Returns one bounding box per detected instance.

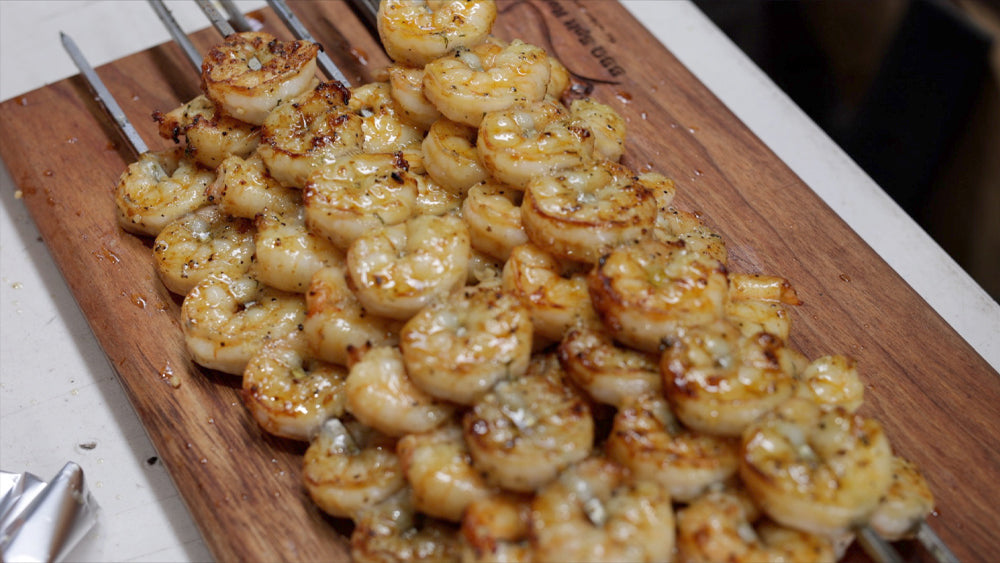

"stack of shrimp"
[114,1,938,561]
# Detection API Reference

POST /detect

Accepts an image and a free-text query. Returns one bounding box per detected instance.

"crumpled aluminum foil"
[0,462,99,562]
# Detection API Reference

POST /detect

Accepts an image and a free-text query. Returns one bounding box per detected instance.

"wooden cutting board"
[1,1,996,561]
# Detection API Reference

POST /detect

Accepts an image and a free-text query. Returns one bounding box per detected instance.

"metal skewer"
[148,0,204,72]
[265,0,350,84]
[348,0,380,35]
[915,521,960,563]
[218,0,255,32]
[857,526,904,563]
[195,0,262,70]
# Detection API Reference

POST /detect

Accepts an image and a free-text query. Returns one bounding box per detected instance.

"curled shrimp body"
[662,320,799,437]
[350,82,425,154]
[530,456,675,563]
[460,493,534,563]
[115,147,213,237]
[347,214,471,321]
[653,205,729,265]
[423,40,551,127]
[397,421,493,522]
[422,118,489,194]
[589,238,729,353]
[303,418,405,519]
[258,81,364,188]
[201,31,319,126]
[605,393,739,502]
[304,265,401,367]
[463,354,593,493]
[154,95,259,169]
[350,488,461,563]
[476,99,595,190]
[153,205,255,295]
[387,65,442,130]
[207,154,300,220]
[676,490,836,563]
[569,99,626,162]
[400,284,533,405]
[346,346,455,437]
[740,398,894,535]
[241,336,348,442]
[304,152,419,250]
[795,354,865,413]
[377,0,498,67]
[726,273,801,341]
[521,161,658,263]
[869,456,935,541]
[253,206,345,293]
[462,181,528,262]
[181,273,306,375]
[557,323,661,407]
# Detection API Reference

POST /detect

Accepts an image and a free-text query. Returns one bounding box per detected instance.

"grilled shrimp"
[653,205,728,265]
[530,456,675,563]
[460,493,534,563]
[466,249,505,286]
[387,65,442,129]
[115,147,213,237]
[152,205,255,295]
[726,273,801,341]
[423,40,550,127]
[501,243,599,344]
[201,31,319,126]
[347,214,471,321]
[154,95,259,169]
[476,99,595,190]
[257,81,363,188]
[869,456,935,540]
[181,273,306,375]
[207,154,300,219]
[303,265,402,367]
[350,488,461,563]
[740,398,894,535]
[461,181,528,261]
[345,345,455,437]
[605,393,739,502]
[303,417,405,519]
[397,420,493,522]
[350,82,425,154]
[241,336,348,442]
[676,489,836,563]
[422,118,489,194]
[253,206,345,293]
[304,151,419,249]
[377,0,498,67]
[661,319,799,437]
[795,354,865,413]
[521,160,658,263]
[569,99,626,162]
[556,323,661,407]
[589,238,729,353]
[463,354,593,493]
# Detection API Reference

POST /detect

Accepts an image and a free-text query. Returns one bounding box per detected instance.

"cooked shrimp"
[303,417,405,519]
[589,237,729,353]
[154,95,259,169]
[415,171,464,217]
[387,65,442,130]
[201,31,319,126]
[556,323,661,407]
[303,265,402,367]
[726,273,801,341]
[530,456,675,563]
[400,283,533,404]
[115,146,213,237]
[345,345,455,437]
[546,56,571,101]
[241,336,348,441]
[423,40,550,127]
[795,354,865,413]
[466,249,505,286]
[397,420,493,522]
[728,273,802,305]
[347,214,471,321]
[676,489,836,563]
[422,118,489,194]
[206,154,300,219]
[181,273,306,375]
[869,456,935,541]
[740,397,894,535]
[461,181,528,261]
[350,82,425,154]
[350,488,461,563]
[257,81,364,188]
[605,393,739,502]
[304,151,419,249]
[569,98,626,162]
[501,243,599,344]
[377,0,498,67]
[152,205,255,295]
[661,319,799,437]
[476,99,595,190]
[653,205,728,265]
[463,354,593,493]
[253,206,345,293]
[460,493,534,563]
[521,160,657,263]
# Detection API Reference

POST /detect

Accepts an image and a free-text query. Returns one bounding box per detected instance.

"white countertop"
[2,1,997,561]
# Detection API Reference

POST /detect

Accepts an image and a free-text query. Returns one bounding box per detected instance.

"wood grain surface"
[1,1,997,561]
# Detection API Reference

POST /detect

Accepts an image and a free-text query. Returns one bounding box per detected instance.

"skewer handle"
[195,0,238,37]
[147,0,203,72]
[218,0,255,32]
[916,521,960,563]
[348,0,380,34]
[265,0,350,85]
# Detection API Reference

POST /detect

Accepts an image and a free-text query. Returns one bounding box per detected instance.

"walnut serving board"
[1,1,996,561]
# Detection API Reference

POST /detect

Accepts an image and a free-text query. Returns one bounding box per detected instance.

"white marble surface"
[1,1,997,561]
